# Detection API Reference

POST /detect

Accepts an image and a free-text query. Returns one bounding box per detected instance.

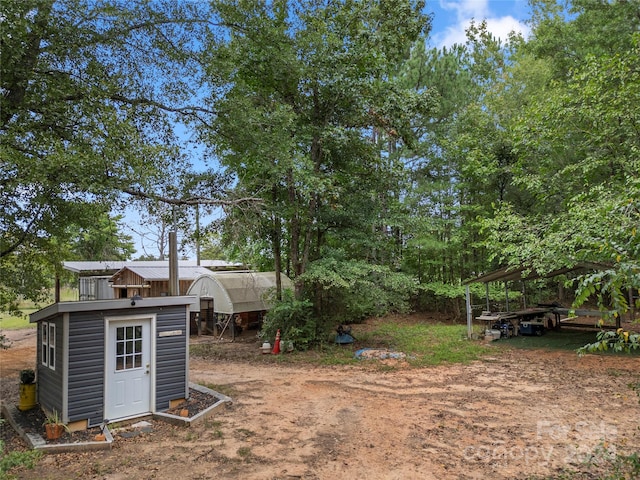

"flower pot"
[18,383,37,411]
[45,423,65,440]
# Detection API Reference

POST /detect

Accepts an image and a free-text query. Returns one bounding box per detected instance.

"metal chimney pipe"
[169,231,179,296]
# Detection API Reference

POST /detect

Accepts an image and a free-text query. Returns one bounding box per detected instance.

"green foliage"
[1,211,137,313]
[197,233,228,262]
[571,190,640,317]
[202,0,432,301]
[417,281,472,314]
[577,329,640,356]
[608,452,640,480]
[482,8,640,322]
[42,409,70,433]
[261,290,317,350]
[0,0,208,311]
[301,252,419,322]
[420,281,465,300]
[3,0,638,330]
[0,419,42,478]
[67,214,135,261]
[0,247,56,315]
[1,288,75,327]
[528,444,640,480]
[398,20,529,294]
[415,280,522,315]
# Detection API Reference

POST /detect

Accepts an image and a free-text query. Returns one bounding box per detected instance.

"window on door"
[115,325,143,370]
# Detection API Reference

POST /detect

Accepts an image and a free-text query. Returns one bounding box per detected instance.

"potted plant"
[20,369,35,384]
[43,409,69,440]
[18,369,37,411]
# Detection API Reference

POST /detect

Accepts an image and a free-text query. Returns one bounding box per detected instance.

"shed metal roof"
[63,260,244,274]
[30,296,198,323]
[110,265,215,283]
[187,271,293,314]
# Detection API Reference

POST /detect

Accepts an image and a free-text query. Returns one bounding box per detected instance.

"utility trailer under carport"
[463,262,617,339]
[187,271,293,338]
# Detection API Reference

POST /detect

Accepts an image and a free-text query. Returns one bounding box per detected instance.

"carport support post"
[505,281,510,312]
[466,285,472,339]
[485,283,490,312]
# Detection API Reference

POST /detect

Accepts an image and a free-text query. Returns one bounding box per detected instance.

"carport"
[463,262,616,339]
[187,271,293,338]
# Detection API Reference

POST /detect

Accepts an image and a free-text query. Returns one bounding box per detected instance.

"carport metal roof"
[462,262,609,285]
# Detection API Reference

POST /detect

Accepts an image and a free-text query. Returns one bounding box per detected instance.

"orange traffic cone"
[272,329,281,354]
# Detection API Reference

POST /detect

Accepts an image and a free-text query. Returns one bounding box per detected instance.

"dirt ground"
[1,317,640,480]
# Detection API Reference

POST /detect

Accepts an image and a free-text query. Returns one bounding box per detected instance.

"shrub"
[260,290,317,350]
[301,252,419,323]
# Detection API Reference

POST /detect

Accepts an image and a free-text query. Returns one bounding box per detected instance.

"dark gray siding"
[67,312,105,426]
[155,306,188,411]
[36,315,64,415]
[37,304,188,427]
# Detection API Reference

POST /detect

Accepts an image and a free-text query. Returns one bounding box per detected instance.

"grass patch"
[498,329,640,355]
[0,310,38,330]
[365,322,492,366]
[271,323,490,368]
[1,288,77,330]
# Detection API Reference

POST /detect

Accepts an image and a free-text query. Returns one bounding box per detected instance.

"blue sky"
[427,0,531,48]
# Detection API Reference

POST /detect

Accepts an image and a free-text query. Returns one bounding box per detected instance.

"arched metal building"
[187,271,293,336]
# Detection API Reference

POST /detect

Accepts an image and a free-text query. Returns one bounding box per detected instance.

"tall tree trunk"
[286,169,303,298]
[272,186,283,300]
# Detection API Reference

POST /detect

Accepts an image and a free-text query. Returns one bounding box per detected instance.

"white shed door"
[106,319,151,420]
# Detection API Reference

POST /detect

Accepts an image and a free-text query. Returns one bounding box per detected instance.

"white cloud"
[440,0,490,20]
[485,15,529,41]
[432,1,530,49]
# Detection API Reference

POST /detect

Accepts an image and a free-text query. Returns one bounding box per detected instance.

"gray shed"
[30,296,196,430]
[187,271,293,336]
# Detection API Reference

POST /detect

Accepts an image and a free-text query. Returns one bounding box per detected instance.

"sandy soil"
[1,320,639,480]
